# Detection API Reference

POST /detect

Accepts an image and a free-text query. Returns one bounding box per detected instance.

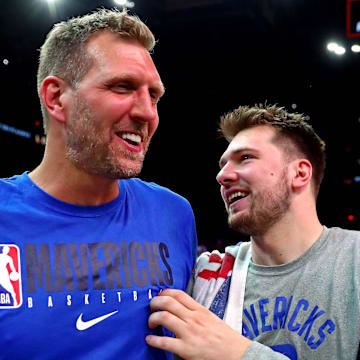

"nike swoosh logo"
[76,310,118,331]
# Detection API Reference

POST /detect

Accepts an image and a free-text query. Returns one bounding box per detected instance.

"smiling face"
[64,32,164,179]
[216,125,292,236]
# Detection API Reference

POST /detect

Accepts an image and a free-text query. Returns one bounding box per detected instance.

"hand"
[146,289,252,360]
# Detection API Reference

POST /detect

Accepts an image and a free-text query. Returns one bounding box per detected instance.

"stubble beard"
[65,94,148,179]
[228,169,291,236]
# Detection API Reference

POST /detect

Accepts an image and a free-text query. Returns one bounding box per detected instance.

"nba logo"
[0,244,22,308]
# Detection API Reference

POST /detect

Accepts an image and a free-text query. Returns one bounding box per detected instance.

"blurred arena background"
[1,0,359,251]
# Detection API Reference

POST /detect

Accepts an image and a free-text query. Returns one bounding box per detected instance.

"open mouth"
[228,191,249,205]
[116,132,142,147]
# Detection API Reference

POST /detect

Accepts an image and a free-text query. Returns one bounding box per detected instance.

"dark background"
[1,0,360,250]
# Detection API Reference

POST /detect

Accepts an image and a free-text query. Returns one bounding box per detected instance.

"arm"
[146,289,290,360]
[242,342,291,360]
[146,289,252,360]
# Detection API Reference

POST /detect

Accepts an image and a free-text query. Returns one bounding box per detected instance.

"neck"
[249,202,323,266]
[29,151,120,206]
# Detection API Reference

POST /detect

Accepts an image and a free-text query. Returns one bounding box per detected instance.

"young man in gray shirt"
[145,104,360,359]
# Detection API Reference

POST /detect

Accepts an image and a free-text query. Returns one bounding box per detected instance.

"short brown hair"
[37,8,156,134]
[219,104,326,198]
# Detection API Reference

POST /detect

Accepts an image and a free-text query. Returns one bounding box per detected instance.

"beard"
[64,93,148,179]
[228,168,291,236]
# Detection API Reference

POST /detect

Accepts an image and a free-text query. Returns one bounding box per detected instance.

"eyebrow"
[105,74,165,97]
[219,147,258,168]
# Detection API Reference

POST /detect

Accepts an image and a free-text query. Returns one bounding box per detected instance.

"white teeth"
[120,133,141,144]
[228,191,247,202]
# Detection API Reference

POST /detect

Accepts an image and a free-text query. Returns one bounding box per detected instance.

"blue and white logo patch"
[0,244,22,308]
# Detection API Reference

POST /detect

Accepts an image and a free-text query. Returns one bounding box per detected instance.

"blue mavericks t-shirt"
[0,173,197,360]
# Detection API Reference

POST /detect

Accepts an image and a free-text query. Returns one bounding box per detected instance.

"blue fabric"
[0,173,197,360]
[209,275,232,320]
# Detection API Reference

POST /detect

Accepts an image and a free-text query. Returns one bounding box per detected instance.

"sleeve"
[173,341,291,360]
[187,205,198,269]
[243,342,291,360]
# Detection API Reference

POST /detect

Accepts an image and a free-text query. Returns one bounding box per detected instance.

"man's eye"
[111,84,131,92]
[113,84,127,90]
[241,154,252,161]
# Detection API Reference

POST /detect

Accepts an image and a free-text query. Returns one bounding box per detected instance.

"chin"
[84,160,143,180]
[228,213,241,229]
[107,165,142,179]
[116,163,144,179]
[228,213,253,236]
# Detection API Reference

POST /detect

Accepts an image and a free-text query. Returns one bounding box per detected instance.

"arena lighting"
[0,122,31,139]
[113,0,135,7]
[335,46,346,55]
[327,42,346,55]
[35,135,46,146]
[327,42,338,51]
[351,44,360,52]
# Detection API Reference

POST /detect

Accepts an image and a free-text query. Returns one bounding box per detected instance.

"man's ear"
[40,76,70,124]
[291,159,312,190]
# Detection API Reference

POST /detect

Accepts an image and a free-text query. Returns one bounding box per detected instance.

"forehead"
[220,125,281,162]
[84,31,163,88]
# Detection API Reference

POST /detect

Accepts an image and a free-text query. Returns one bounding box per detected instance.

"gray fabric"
[244,341,290,359]
[242,226,360,359]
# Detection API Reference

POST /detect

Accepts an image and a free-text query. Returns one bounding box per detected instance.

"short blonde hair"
[37,8,156,134]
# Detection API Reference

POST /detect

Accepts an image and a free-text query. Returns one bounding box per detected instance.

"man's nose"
[130,89,157,123]
[216,162,239,186]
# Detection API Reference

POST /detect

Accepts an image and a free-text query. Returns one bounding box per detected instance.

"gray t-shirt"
[242,226,360,359]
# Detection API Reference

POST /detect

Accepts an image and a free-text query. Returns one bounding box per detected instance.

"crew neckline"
[248,226,329,276]
[20,172,125,218]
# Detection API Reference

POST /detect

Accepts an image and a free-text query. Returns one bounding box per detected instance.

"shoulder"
[0,173,24,199]
[0,174,22,187]
[323,226,360,256]
[121,178,181,196]
[326,226,360,242]
[121,178,193,209]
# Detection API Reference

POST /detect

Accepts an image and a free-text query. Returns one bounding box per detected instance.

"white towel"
[192,242,251,333]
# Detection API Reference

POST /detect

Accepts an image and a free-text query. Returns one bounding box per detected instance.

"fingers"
[149,290,202,331]
[149,289,218,332]
[148,307,187,338]
[146,334,185,357]
[147,289,253,360]
[150,293,190,321]
[148,290,203,340]
[158,289,200,311]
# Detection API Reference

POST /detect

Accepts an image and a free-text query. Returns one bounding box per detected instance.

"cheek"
[92,96,134,118]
